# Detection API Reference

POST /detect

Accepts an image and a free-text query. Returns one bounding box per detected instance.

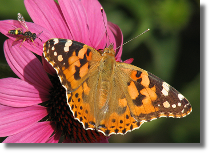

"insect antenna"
[116,29,150,50]
[37,31,43,41]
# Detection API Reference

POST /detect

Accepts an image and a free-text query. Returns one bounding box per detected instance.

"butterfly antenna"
[116,28,150,50]
[101,7,110,47]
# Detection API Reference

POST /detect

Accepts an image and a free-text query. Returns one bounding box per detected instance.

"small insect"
[8,13,42,46]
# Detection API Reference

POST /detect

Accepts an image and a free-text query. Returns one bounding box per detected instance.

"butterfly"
[43,38,192,136]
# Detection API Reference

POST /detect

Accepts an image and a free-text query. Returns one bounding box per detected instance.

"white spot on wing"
[178,102,182,107]
[64,46,69,52]
[66,40,72,46]
[161,82,170,96]
[64,40,72,52]
[178,94,184,100]
[181,109,185,113]
[54,51,57,56]
[163,101,170,108]
[53,38,59,44]
[172,104,176,108]
[58,55,63,62]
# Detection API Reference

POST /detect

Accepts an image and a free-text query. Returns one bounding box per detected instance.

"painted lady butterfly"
[43,38,192,136]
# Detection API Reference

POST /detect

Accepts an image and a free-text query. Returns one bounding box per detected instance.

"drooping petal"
[96,21,124,55]
[0,104,48,137]
[24,0,71,38]
[123,58,134,64]
[0,78,49,107]
[3,121,54,143]
[4,39,53,90]
[107,22,123,60]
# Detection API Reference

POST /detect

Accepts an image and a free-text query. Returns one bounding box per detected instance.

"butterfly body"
[43,38,192,136]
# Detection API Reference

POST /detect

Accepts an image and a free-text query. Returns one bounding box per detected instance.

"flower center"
[44,75,107,142]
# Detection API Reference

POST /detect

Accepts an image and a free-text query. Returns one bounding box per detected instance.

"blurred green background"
[0,0,200,143]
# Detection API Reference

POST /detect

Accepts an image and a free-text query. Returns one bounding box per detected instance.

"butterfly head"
[102,44,115,57]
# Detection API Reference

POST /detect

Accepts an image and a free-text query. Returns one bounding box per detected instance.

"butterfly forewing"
[43,38,102,92]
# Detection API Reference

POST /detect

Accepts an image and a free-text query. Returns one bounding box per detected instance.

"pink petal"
[42,56,56,76]
[25,0,71,38]
[96,22,123,55]
[0,104,48,137]
[46,130,61,143]
[3,121,54,143]
[81,0,107,48]
[58,0,90,45]
[123,58,134,64]
[4,39,53,90]
[0,20,20,40]
[108,22,123,59]
[0,78,49,107]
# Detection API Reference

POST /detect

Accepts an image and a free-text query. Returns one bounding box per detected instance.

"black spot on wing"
[87,48,91,56]
[79,55,87,67]
[132,81,145,106]
[70,40,85,56]
[136,71,142,78]
[74,66,81,80]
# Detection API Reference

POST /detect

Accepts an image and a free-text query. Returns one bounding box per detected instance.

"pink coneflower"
[0,0,132,143]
